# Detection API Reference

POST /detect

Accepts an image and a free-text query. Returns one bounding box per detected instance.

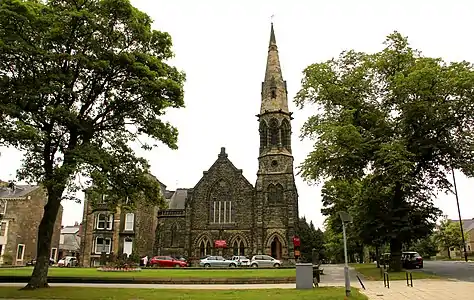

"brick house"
[79,181,162,267]
[0,181,63,265]
[154,23,299,263]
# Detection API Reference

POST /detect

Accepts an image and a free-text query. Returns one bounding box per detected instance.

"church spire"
[261,22,288,114]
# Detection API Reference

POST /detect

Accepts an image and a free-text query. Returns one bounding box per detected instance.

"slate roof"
[450,218,474,232]
[60,226,81,251]
[168,189,189,209]
[61,226,80,234]
[0,185,40,199]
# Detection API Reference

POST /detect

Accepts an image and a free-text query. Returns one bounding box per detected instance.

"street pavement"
[1,265,474,300]
[418,260,474,282]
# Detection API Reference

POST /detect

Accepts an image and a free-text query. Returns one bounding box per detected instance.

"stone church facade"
[155,24,299,263]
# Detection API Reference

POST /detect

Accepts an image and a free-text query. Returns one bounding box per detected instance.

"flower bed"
[97,267,141,272]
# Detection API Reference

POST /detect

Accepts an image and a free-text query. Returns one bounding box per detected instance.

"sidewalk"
[359,279,474,300]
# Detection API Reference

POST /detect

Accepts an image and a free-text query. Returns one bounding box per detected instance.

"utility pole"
[452,169,468,262]
[338,211,353,297]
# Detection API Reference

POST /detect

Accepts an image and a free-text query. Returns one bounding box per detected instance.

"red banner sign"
[292,236,301,247]
[214,240,227,248]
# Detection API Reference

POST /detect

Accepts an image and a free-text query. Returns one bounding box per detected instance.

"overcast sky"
[1,0,474,229]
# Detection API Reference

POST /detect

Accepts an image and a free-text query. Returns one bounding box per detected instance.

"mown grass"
[351,263,440,281]
[0,267,295,278]
[0,286,368,300]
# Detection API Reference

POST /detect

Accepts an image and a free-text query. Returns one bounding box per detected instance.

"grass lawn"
[0,287,368,300]
[351,263,440,281]
[0,267,295,279]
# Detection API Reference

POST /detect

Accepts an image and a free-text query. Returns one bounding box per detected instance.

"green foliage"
[411,235,438,258]
[434,216,467,257]
[297,217,325,262]
[296,31,474,271]
[0,0,185,287]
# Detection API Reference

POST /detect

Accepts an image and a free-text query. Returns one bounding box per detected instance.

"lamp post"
[452,169,468,262]
[338,211,353,297]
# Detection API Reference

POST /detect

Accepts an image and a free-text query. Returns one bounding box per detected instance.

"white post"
[342,221,351,297]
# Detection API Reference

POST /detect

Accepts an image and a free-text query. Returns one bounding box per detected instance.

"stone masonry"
[0,182,63,266]
[155,23,299,263]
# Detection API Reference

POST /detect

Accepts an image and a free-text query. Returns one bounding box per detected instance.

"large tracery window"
[210,180,233,224]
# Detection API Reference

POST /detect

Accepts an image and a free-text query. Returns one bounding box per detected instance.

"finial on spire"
[269,19,276,46]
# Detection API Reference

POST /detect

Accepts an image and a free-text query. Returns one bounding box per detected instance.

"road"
[419,261,474,282]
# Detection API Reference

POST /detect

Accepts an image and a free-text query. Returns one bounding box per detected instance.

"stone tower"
[254,23,299,262]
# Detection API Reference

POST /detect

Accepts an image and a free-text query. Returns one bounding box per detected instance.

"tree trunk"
[447,248,451,259]
[21,191,63,290]
[389,238,403,272]
[375,246,380,268]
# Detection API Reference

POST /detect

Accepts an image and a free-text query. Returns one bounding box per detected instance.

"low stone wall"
[0,276,296,284]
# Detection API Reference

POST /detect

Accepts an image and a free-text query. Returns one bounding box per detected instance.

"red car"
[149,256,187,268]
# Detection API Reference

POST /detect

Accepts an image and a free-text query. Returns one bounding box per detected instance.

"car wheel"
[175,264,181,268]
[251,263,258,268]
[273,263,280,268]
[229,263,236,268]
[204,263,211,268]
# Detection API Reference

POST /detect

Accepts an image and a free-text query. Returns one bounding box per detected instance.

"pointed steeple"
[261,22,288,114]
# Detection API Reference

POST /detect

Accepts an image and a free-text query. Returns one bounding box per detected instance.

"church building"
[155,23,300,262]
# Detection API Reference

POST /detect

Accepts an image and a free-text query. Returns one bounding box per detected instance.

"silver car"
[250,255,281,268]
[199,256,238,268]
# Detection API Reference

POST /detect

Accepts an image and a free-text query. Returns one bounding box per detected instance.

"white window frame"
[211,201,233,224]
[96,214,113,230]
[16,244,25,261]
[106,214,113,230]
[94,237,111,254]
[124,213,134,231]
[96,213,106,229]
[228,201,232,223]
[123,238,133,256]
[218,201,221,223]
[50,247,57,261]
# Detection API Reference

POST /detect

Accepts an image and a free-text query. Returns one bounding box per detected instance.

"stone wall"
[1,187,62,265]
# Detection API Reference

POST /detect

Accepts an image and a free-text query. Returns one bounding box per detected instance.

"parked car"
[149,256,188,268]
[57,256,78,267]
[26,258,55,266]
[402,251,423,269]
[379,252,423,269]
[199,256,238,268]
[250,255,281,268]
[231,255,250,267]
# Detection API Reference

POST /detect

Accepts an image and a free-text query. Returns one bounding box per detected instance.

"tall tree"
[434,216,467,259]
[297,217,325,262]
[295,32,474,271]
[0,0,185,288]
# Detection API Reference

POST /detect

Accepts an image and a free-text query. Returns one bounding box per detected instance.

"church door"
[271,237,282,260]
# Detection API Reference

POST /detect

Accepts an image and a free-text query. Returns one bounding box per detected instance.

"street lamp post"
[338,211,353,297]
[452,169,468,262]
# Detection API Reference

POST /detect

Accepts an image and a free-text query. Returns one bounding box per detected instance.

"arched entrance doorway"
[271,237,282,260]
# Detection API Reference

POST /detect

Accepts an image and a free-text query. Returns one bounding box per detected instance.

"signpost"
[338,211,353,298]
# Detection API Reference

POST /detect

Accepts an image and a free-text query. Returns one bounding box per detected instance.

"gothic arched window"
[275,184,284,202]
[268,184,284,203]
[259,121,268,149]
[233,238,245,256]
[170,224,178,247]
[200,238,212,258]
[269,118,279,146]
[281,119,291,150]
